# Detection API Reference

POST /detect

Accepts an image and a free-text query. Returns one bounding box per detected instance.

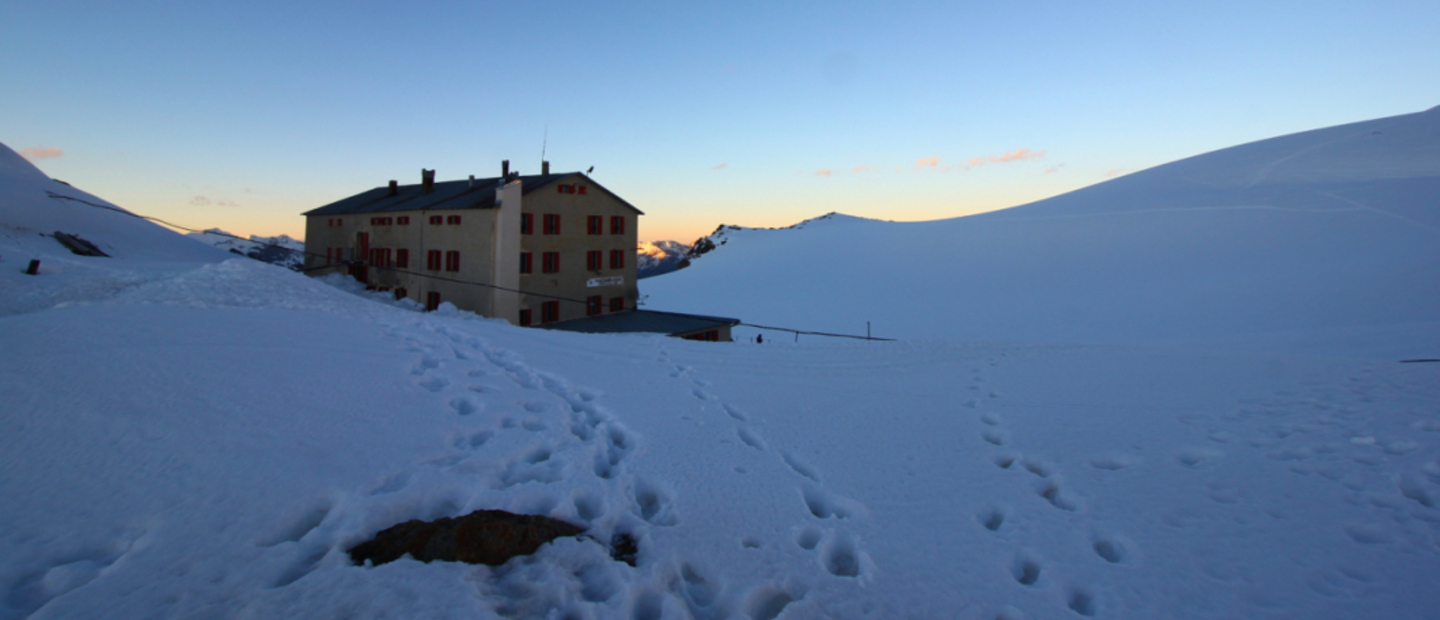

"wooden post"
[25,259,40,275]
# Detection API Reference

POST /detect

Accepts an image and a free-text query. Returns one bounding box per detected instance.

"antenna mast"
[541,126,547,167]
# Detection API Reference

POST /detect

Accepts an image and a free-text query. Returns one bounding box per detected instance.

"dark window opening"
[610,249,624,269]
[444,250,460,272]
[521,213,533,235]
[610,216,625,235]
[586,250,602,271]
[541,301,560,323]
[519,252,532,274]
[586,295,602,316]
[544,214,560,235]
[396,248,409,269]
[426,291,441,311]
[610,297,625,312]
[587,216,602,235]
[519,309,532,326]
[542,252,560,273]
[426,250,441,271]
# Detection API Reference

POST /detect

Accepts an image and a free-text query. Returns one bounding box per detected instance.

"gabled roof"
[535,310,739,337]
[303,172,643,216]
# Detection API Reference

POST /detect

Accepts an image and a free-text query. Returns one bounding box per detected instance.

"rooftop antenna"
[540,125,547,170]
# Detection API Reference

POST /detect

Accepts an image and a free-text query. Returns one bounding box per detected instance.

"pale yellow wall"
[519,175,640,323]
[302,173,641,327]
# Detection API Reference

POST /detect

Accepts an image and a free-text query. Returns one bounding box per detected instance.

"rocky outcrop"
[347,510,585,566]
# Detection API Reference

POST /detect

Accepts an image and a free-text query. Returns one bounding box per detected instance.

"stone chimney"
[542,160,550,175]
[421,169,435,194]
[502,160,510,178]
[388,180,397,196]
[468,175,475,189]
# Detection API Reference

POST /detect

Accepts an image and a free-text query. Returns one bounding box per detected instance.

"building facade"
[303,163,641,326]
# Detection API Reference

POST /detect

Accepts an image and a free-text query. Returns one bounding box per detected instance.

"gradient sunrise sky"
[4,0,1437,243]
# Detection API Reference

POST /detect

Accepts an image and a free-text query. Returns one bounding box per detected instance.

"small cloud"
[712,163,728,170]
[851,165,873,173]
[1043,164,1065,174]
[1104,168,1128,177]
[190,195,238,207]
[814,168,833,177]
[21,146,63,160]
[914,155,941,169]
[964,148,1046,170]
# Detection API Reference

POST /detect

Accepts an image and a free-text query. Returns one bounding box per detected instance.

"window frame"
[520,213,533,235]
[444,250,460,273]
[541,301,560,323]
[519,252,532,274]
[609,297,625,312]
[396,248,409,269]
[610,216,625,235]
[609,249,625,269]
[543,214,560,235]
[426,250,442,271]
[587,215,603,235]
[586,250,602,271]
[542,251,560,274]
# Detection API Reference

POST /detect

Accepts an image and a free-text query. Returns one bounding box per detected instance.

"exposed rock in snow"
[636,240,690,279]
[347,510,585,566]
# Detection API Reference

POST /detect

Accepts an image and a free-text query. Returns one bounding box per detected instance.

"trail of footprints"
[968,361,1122,619]
[658,346,871,585]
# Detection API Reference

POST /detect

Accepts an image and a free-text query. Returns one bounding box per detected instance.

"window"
[610,249,625,269]
[426,292,441,312]
[426,250,441,271]
[542,252,560,273]
[587,295,602,316]
[541,301,560,323]
[587,216,603,235]
[444,250,460,272]
[357,232,369,257]
[519,309,532,326]
[610,216,625,235]
[397,216,410,225]
[394,288,407,300]
[543,214,560,235]
[396,248,409,269]
[368,247,391,267]
[556,184,577,194]
[586,250,602,271]
[369,217,394,225]
[519,252,532,274]
[447,215,462,225]
[684,330,720,342]
[325,248,333,264]
[521,213,533,235]
[610,297,625,312]
[429,215,442,225]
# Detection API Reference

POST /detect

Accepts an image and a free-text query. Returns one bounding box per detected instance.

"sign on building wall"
[587,276,624,288]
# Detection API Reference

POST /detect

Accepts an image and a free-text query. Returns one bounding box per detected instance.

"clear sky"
[5,0,1437,244]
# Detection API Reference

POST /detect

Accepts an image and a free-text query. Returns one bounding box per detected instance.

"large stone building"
[303,162,641,327]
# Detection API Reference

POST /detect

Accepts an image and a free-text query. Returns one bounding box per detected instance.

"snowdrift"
[644,108,1440,358]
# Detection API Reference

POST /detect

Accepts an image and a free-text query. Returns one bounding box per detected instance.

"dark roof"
[536,310,740,336]
[303,172,643,216]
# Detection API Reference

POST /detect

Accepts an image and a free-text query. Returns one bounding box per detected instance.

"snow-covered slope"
[0,142,229,316]
[647,108,1440,359]
[637,241,691,279]
[187,228,306,271]
[4,138,1440,620]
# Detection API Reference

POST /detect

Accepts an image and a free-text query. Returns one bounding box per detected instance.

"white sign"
[587,276,624,288]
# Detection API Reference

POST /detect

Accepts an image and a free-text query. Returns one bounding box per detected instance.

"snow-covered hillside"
[648,108,1440,359]
[637,241,691,279]
[187,229,306,271]
[4,136,1440,620]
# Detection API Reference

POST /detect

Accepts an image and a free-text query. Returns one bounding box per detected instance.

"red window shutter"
[588,216,602,235]
[426,292,441,311]
[542,301,559,323]
[610,297,624,312]
[519,309,532,326]
[430,215,442,225]
[519,252,532,274]
[543,252,559,273]
[395,287,407,300]
[587,295,601,316]
[611,216,624,235]
[557,185,564,193]
[579,186,587,195]
[396,249,409,269]
[427,250,441,270]
[445,251,460,272]
[610,249,624,269]
[521,213,533,235]
[587,250,601,270]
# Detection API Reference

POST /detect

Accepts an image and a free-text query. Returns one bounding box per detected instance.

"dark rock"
[348,509,584,567]
[610,532,639,566]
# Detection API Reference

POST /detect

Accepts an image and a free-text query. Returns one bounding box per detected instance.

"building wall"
[304,173,640,327]
[519,176,640,325]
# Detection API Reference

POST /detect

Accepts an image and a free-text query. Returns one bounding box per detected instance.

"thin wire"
[741,322,893,341]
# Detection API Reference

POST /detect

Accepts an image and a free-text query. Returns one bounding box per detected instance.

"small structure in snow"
[536,309,740,342]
